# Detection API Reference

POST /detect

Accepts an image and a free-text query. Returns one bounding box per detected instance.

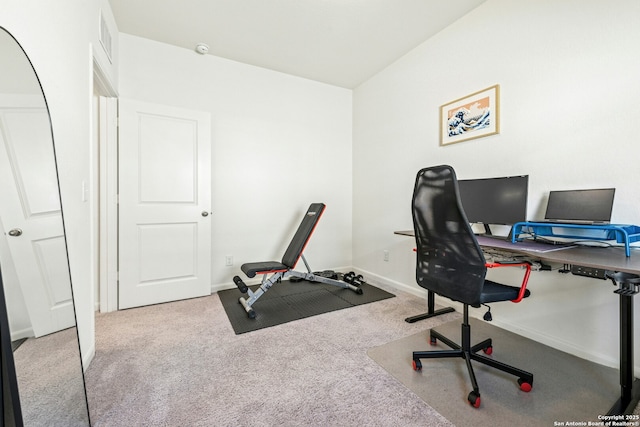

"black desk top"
[394,230,640,275]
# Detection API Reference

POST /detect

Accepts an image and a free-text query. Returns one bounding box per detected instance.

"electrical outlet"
[383,250,389,262]
[225,255,233,266]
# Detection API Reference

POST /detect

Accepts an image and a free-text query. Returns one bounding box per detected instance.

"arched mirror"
[0,27,90,426]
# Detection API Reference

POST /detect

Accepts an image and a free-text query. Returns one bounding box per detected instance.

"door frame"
[98,97,214,311]
[93,59,119,313]
[97,95,118,312]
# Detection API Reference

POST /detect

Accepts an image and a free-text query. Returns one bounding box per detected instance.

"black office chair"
[410,165,533,408]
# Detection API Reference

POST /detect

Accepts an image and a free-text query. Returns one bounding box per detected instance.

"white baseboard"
[10,327,34,342]
[82,342,95,373]
[347,267,428,298]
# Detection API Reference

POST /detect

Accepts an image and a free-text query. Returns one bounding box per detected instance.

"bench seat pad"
[241,261,289,278]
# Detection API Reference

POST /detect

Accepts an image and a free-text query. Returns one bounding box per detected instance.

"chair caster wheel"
[356,288,363,295]
[518,378,532,392]
[468,391,481,408]
[248,309,256,319]
[429,336,437,345]
[412,359,422,371]
[483,346,493,355]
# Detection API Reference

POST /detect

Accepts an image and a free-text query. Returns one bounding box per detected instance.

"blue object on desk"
[511,222,640,257]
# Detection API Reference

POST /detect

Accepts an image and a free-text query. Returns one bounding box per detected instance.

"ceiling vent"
[99,11,113,63]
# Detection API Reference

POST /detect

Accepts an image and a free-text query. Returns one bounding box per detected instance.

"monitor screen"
[457,175,529,226]
[544,188,615,223]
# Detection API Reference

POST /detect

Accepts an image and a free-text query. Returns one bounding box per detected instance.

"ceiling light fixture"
[195,43,209,55]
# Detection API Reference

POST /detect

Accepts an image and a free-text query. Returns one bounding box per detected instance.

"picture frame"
[440,84,500,146]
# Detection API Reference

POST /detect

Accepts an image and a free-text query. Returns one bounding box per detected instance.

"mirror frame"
[0,26,91,426]
[0,266,22,425]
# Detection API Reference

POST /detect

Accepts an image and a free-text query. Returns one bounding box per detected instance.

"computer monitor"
[544,188,615,223]
[457,175,529,235]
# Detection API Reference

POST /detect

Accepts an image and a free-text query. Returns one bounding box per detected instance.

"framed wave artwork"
[440,84,500,146]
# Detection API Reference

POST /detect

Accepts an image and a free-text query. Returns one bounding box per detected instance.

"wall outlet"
[225,255,233,266]
[383,250,389,262]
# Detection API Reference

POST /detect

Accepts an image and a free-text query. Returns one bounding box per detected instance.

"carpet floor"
[81,282,639,426]
[85,285,453,426]
[13,327,90,426]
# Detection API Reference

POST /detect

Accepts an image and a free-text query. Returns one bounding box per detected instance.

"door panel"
[138,223,197,282]
[118,99,211,309]
[139,115,197,202]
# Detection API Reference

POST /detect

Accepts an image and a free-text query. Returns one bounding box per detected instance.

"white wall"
[353,0,640,370]
[118,34,353,288]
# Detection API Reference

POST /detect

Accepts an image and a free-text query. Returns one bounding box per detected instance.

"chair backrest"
[412,165,487,306]
[281,203,326,268]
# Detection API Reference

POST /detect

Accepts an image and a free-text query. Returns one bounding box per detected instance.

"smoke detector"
[195,43,209,55]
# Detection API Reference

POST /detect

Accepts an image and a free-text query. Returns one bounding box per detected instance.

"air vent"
[99,11,113,63]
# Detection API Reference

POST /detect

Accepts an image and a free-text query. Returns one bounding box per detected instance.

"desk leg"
[404,290,455,323]
[607,292,640,415]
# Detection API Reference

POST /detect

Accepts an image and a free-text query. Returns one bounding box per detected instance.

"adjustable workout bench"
[232,203,363,319]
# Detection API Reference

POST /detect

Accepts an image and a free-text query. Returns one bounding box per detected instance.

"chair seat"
[480,280,531,304]
[241,261,288,278]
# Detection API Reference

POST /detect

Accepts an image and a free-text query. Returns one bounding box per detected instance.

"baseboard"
[82,342,95,373]
[10,327,34,342]
[347,267,428,299]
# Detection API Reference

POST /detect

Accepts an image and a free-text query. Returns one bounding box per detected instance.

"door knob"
[201,211,210,217]
[8,228,22,237]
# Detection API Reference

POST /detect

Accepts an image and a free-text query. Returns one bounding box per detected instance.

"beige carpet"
[85,287,455,426]
[81,283,638,426]
[13,327,90,426]
[368,318,621,426]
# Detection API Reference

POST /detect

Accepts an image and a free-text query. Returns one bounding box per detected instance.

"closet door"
[118,99,212,309]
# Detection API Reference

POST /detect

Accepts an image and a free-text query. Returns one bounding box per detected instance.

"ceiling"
[108,0,486,89]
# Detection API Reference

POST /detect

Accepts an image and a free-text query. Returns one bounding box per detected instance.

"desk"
[395,230,640,415]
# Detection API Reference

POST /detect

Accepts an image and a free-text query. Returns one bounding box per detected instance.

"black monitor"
[544,188,615,223]
[457,175,529,235]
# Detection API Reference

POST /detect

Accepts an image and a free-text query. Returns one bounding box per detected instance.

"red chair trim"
[485,262,532,303]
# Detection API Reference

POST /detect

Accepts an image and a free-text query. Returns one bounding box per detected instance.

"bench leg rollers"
[233,275,248,294]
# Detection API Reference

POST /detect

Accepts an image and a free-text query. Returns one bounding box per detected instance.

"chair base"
[412,305,533,408]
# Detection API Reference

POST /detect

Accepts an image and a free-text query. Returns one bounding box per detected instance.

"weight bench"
[232,203,363,319]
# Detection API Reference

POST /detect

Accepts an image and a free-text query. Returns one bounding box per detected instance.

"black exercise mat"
[219,279,395,334]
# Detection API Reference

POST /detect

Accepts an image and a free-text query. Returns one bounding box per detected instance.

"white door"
[0,96,76,337]
[118,99,212,309]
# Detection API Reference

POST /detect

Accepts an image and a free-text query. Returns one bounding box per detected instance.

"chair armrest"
[485,262,532,303]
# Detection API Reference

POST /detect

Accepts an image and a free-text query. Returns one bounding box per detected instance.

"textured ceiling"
[108,0,486,88]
